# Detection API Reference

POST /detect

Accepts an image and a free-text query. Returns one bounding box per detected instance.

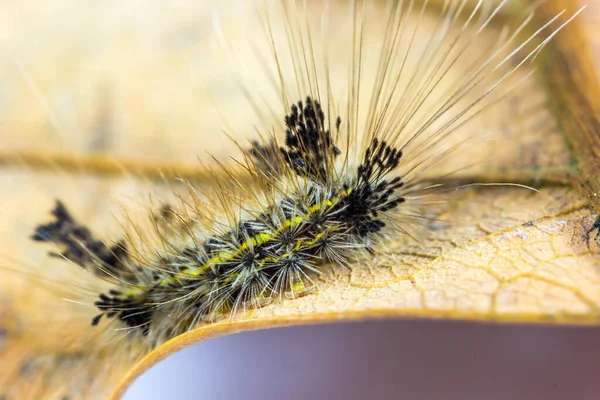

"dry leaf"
[0,0,598,398]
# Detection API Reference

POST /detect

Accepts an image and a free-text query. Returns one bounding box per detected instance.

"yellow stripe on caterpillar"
[120,190,349,297]
[221,228,333,286]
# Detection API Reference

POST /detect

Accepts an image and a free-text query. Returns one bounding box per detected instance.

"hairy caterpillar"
[34,97,410,342]
[0,0,585,398]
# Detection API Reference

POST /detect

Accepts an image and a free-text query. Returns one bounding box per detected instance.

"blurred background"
[125,319,600,400]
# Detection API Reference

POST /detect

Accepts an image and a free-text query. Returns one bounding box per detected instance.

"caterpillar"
[34,96,409,343]
[0,0,585,398]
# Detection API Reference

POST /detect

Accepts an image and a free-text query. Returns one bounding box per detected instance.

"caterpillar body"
[34,97,409,344]
[1,0,585,398]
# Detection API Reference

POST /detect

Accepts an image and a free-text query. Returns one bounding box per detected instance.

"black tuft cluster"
[248,139,282,179]
[93,290,153,335]
[247,97,341,183]
[280,97,341,181]
[32,201,152,331]
[339,139,405,236]
[32,201,130,280]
